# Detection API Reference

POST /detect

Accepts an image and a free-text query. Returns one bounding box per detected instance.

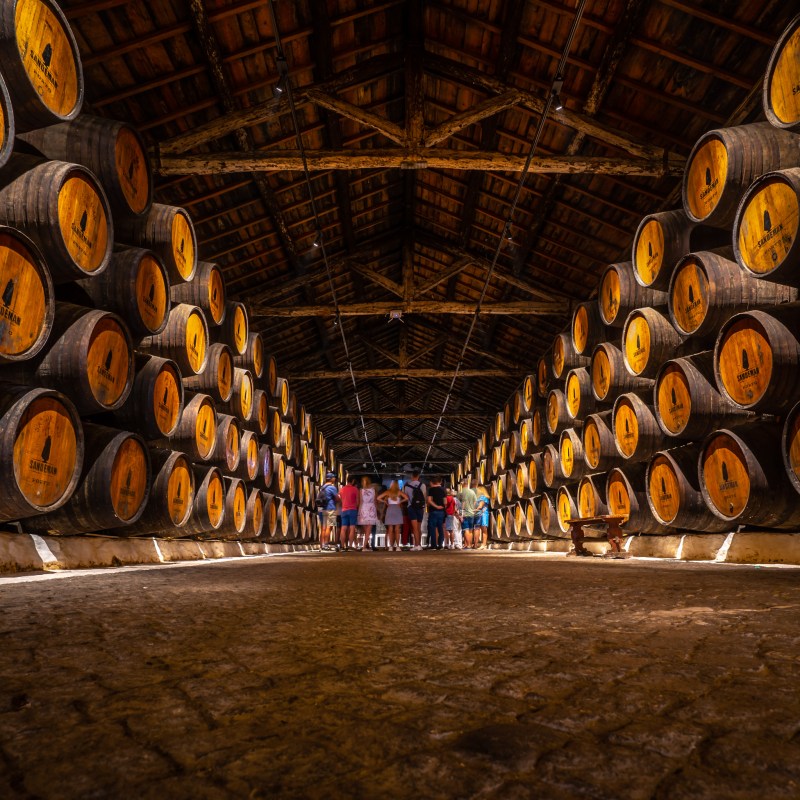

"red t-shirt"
[444,496,456,516]
[340,484,359,511]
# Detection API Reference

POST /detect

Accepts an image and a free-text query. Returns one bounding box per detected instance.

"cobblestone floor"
[1,551,800,799]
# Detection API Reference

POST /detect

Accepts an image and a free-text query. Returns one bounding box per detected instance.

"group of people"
[316,470,491,552]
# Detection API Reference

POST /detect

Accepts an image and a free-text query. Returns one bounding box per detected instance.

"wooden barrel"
[577,473,608,519]
[528,453,543,495]
[669,248,796,341]
[244,487,265,539]
[261,492,278,539]
[613,393,663,463]
[537,493,560,536]
[572,301,607,357]
[598,260,667,328]
[246,389,270,436]
[112,355,183,440]
[219,300,248,356]
[714,306,800,412]
[182,466,225,536]
[508,430,522,465]
[522,373,536,415]
[531,407,553,446]
[24,425,150,535]
[279,421,294,460]
[591,342,653,403]
[262,352,278,398]
[19,115,151,217]
[116,203,197,284]
[138,303,209,377]
[655,352,755,441]
[504,470,515,504]
[699,424,800,529]
[622,307,687,379]
[683,123,800,229]
[546,388,572,436]
[556,485,578,535]
[536,354,550,398]
[542,443,565,489]
[233,331,263,379]
[167,392,216,462]
[216,477,247,539]
[182,342,233,404]
[79,247,170,338]
[559,427,587,482]
[491,507,505,540]
[212,413,240,474]
[734,168,800,286]
[514,459,534,498]
[493,409,507,443]
[511,389,526,425]
[605,464,666,534]
[0,303,134,414]
[169,260,226,328]
[565,367,597,420]
[0,0,83,131]
[582,410,617,472]
[231,429,259,483]
[513,502,529,538]
[0,385,82,521]
[222,367,253,422]
[260,444,274,491]
[552,331,589,379]
[127,448,194,534]
[646,445,730,532]
[781,399,800,497]
[764,14,800,133]
[274,376,290,417]
[519,418,533,459]
[0,157,112,282]
[0,225,53,363]
[0,70,13,169]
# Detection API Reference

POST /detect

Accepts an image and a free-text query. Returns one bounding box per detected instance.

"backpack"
[315,484,333,510]
[408,481,425,510]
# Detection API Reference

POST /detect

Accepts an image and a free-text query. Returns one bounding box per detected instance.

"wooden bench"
[565,515,629,558]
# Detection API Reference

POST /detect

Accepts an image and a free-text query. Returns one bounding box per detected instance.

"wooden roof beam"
[313,412,489,419]
[252,300,566,317]
[306,88,406,144]
[156,149,681,176]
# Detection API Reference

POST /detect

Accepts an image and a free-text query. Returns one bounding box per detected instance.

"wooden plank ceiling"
[65,0,793,468]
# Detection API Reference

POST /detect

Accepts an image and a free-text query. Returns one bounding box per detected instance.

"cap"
[325,471,336,480]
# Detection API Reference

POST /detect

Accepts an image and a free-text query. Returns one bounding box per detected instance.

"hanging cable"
[267,0,378,476]
[422,0,587,476]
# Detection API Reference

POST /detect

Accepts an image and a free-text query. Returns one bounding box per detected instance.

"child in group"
[444,487,461,550]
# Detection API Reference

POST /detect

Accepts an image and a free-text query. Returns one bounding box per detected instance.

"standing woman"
[358,475,378,551]
[378,481,407,551]
[475,484,491,550]
[444,487,457,550]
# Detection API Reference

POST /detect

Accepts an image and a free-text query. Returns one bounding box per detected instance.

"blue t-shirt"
[319,484,337,511]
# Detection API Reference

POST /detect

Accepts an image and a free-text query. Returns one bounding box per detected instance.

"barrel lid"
[115,125,151,215]
[655,362,691,435]
[715,315,773,408]
[583,417,602,469]
[135,252,168,334]
[110,436,148,521]
[171,210,196,281]
[684,134,727,222]
[606,469,631,518]
[195,398,217,459]
[578,478,595,518]
[633,217,665,286]
[556,487,573,531]
[206,469,224,527]
[591,346,612,400]
[185,308,207,374]
[167,454,193,526]
[152,360,182,437]
[232,481,246,531]
[559,430,576,477]
[700,432,750,520]
[207,264,226,325]
[623,312,652,376]
[647,454,681,524]
[58,171,110,274]
[217,347,233,401]
[614,397,640,458]
[599,264,621,325]
[670,256,709,335]
[765,17,800,127]
[566,371,582,417]
[251,491,264,534]
[87,315,130,408]
[572,305,590,354]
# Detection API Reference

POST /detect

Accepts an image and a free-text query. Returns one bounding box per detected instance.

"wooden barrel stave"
[670,248,797,341]
[655,351,756,441]
[0,385,83,521]
[683,123,800,229]
[764,14,800,133]
[646,444,730,532]
[0,70,13,170]
[170,260,226,327]
[78,247,170,338]
[598,260,667,328]
[162,392,216,462]
[0,302,134,414]
[116,203,197,284]
[23,424,151,535]
[0,156,112,282]
[19,115,152,217]
[181,342,233,404]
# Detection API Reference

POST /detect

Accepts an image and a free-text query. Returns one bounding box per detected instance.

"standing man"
[317,472,339,551]
[404,469,427,551]
[339,475,360,551]
[426,476,446,550]
[458,476,478,550]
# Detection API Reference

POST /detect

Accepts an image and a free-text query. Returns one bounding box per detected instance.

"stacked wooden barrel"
[458,14,800,546]
[0,0,328,544]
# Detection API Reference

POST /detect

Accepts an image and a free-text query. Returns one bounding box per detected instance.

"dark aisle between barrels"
[2,552,800,800]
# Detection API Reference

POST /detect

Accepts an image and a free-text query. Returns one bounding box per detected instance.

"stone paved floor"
[1,551,800,799]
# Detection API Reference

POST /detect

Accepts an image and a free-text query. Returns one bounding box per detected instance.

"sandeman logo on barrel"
[700,167,719,200]
[71,209,94,248]
[29,435,57,475]
[737,348,759,382]
[97,349,115,383]
[0,279,21,326]
[660,476,671,500]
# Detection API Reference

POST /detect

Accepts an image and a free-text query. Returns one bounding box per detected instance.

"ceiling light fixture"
[552,76,565,111]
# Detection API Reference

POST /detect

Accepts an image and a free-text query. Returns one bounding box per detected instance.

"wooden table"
[565,515,628,557]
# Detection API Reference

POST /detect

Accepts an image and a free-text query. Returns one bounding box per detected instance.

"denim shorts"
[407,506,424,522]
[461,515,475,531]
[341,509,358,526]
